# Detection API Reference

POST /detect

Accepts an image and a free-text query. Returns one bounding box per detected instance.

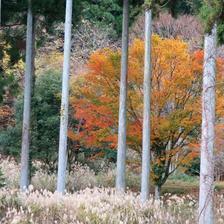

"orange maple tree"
[70,35,224,188]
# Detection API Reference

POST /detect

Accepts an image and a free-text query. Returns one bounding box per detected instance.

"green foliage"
[169,171,199,182]
[199,0,224,43]
[81,0,122,37]
[31,70,62,171]
[0,38,21,104]
[81,0,143,37]
[0,113,22,156]
[148,0,202,17]
[0,70,62,171]
[144,0,152,9]
[1,0,27,25]
[1,0,83,69]
[0,74,18,104]
[185,157,200,176]
[32,0,83,32]
[164,0,202,16]
[2,0,82,26]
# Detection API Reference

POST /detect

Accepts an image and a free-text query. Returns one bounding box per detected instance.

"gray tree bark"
[116,0,129,191]
[0,0,1,25]
[140,9,152,203]
[56,0,73,193]
[155,185,161,200]
[199,25,217,224]
[20,0,34,191]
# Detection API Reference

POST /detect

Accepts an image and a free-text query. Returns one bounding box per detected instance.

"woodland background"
[0,0,224,223]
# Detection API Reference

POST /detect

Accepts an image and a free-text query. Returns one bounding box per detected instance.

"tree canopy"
[70,36,224,187]
[199,0,224,43]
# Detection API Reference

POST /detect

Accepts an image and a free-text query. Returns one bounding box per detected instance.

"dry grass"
[0,188,224,224]
[1,158,224,223]
[0,188,195,224]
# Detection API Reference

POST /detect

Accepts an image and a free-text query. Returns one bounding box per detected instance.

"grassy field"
[0,159,224,223]
[163,174,224,195]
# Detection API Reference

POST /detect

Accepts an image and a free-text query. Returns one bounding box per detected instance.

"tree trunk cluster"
[19,2,219,224]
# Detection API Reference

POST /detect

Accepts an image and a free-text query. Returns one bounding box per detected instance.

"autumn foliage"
[0,44,23,129]
[70,35,224,187]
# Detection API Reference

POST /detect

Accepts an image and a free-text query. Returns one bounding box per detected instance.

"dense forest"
[0,0,224,223]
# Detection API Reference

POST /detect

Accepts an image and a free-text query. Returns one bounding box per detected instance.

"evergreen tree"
[164,0,201,16]
[81,0,143,36]
[0,71,63,172]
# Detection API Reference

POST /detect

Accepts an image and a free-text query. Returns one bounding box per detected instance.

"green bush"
[169,171,199,183]
[0,70,62,171]
[81,0,143,37]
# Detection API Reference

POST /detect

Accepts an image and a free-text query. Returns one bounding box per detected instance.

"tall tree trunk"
[0,0,1,25]
[199,25,217,224]
[20,0,34,191]
[116,0,129,191]
[140,8,152,203]
[155,185,161,200]
[56,0,73,193]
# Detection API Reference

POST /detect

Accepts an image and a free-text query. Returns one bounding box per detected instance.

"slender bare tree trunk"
[57,0,73,193]
[20,0,34,191]
[140,9,152,203]
[116,0,129,191]
[155,185,161,200]
[199,25,217,224]
[0,0,1,25]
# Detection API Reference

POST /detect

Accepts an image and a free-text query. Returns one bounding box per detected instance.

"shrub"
[0,70,61,171]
